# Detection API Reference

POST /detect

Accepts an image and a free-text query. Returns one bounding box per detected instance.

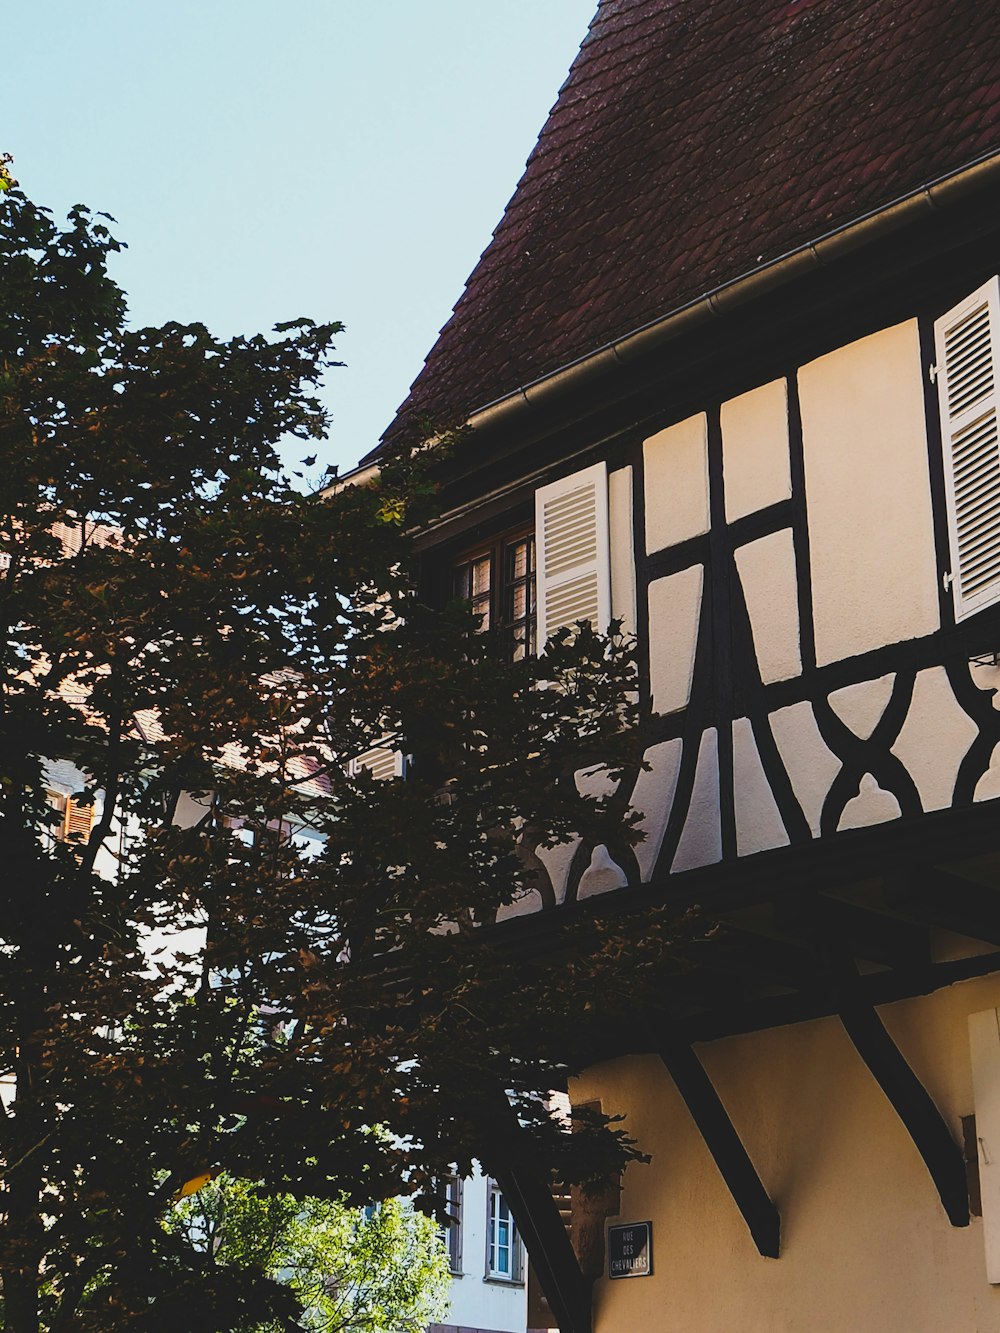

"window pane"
[440,1174,462,1272]
[489,1184,516,1277]
[455,531,535,662]
[509,538,529,580]
[471,555,492,596]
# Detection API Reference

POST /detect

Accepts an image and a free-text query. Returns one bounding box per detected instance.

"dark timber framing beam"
[659,1032,780,1258]
[837,996,970,1227]
[883,866,1000,949]
[495,1162,592,1333]
[487,1093,592,1333]
[772,892,930,972]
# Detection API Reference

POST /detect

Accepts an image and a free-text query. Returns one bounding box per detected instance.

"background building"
[431,1167,529,1333]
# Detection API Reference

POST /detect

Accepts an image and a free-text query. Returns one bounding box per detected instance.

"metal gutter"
[344,149,1000,485]
[462,149,1000,437]
[319,459,380,497]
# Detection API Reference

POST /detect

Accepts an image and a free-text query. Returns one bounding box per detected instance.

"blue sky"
[5,1,595,475]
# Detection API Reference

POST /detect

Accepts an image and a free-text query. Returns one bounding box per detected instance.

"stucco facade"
[576,974,1000,1332]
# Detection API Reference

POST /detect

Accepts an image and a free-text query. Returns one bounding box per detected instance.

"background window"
[487,1179,520,1280]
[46,790,94,853]
[440,1173,463,1274]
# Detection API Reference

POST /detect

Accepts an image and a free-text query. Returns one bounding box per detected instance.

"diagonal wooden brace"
[837,998,969,1227]
[659,1033,781,1258]
[494,1156,592,1333]
[486,1089,592,1333]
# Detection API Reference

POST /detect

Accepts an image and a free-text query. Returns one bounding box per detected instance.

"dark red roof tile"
[379,0,1000,448]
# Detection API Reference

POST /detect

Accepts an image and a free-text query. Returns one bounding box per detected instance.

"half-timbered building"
[361,1,1000,1328]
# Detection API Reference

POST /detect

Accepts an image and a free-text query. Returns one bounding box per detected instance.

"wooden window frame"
[441,1172,463,1275]
[486,1177,522,1283]
[453,523,537,661]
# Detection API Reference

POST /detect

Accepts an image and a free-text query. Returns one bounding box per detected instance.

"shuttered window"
[64,796,94,843]
[348,744,406,781]
[535,462,611,643]
[935,278,1000,620]
[46,791,94,855]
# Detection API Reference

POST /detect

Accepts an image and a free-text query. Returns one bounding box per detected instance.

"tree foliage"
[0,183,686,1331]
[165,1176,450,1332]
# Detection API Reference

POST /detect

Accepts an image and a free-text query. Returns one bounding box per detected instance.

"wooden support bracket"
[838,997,970,1227]
[495,1161,592,1333]
[487,1093,592,1333]
[659,1034,780,1258]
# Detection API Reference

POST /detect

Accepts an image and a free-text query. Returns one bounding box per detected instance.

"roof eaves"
[364,146,1000,466]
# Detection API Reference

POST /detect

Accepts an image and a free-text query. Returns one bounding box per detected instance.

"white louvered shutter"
[935,278,1000,620]
[46,791,94,858]
[535,462,611,644]
[349,744,406,781]
[63,795,94,843]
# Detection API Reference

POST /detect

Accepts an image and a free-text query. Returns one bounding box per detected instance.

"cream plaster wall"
[837,771,902,830]
[891,667,979,812]
[970,659,1000,710]
[648,565,703,715]
[672,728,721,872]
[578,845,629,900]
[769,701,842,838]
[799,321,940,667]
[532,839,580,906]
[733,718,789,856]
[976,748,1000,804]
[495,885,547,922]
[643,414,710,553]
[631,739,683,881]
[734,529,801,683]
[828,674,895,739]
[969,1007,1000,1284]
[722,378,792,522]
[574,973,1000,1333]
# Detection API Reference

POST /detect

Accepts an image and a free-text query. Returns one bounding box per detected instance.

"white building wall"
[440,1163,527,1333]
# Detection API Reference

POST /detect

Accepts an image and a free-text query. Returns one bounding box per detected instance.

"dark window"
[439,1173,463,1273]
[453,526,536,660]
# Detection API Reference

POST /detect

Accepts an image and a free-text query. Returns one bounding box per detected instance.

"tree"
[0,182,681,1331]
[166,1176,450,1333]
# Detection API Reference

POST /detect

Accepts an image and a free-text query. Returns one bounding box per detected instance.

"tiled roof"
[380,0,1000,448]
